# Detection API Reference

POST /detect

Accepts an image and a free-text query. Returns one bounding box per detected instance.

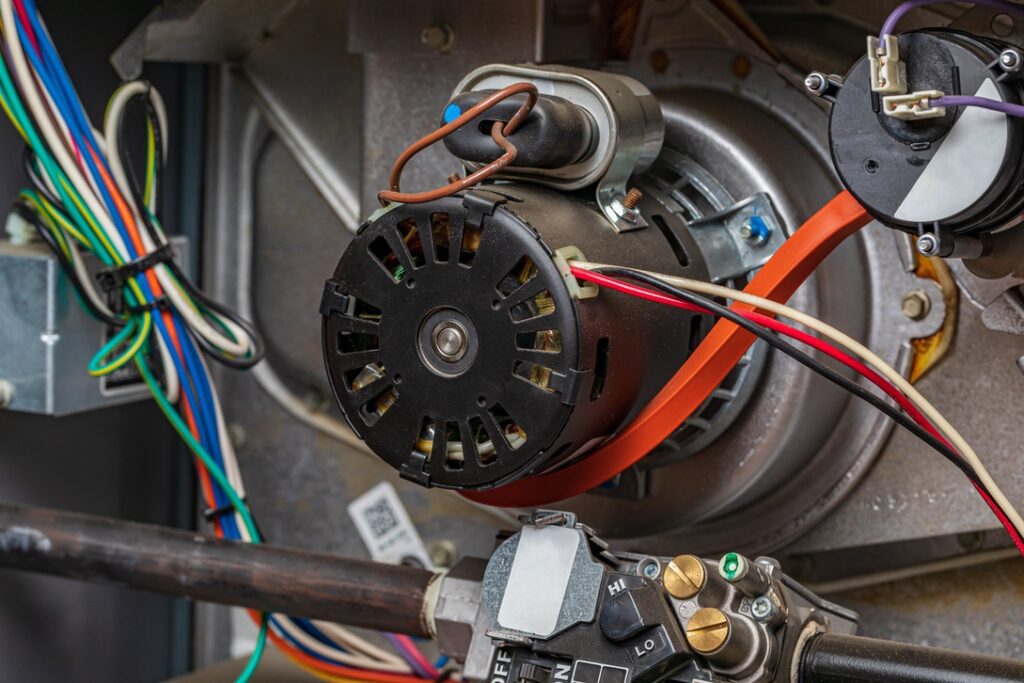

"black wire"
[22,147,61,207]
[14,201,126,328]
[111,86,265,369]
[594,266,985,489]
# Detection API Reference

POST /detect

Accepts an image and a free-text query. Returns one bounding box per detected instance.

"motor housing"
[321,184,708,490]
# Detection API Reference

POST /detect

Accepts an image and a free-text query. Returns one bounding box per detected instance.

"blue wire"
[21,0,116,179]
[270,616,359,667]
[13,5,138,255]
[18,14,379,667]
[292,617,350,651]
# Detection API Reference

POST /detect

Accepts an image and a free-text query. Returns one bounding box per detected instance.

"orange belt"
[463,190,872,508]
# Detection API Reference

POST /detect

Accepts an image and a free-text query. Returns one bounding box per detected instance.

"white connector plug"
[882,90,946,120]
[868,35,907,94]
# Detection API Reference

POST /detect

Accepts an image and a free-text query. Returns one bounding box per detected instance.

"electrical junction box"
[0,235,189,416]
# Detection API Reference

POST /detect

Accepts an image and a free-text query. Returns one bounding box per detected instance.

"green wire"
[87,314,151,376]
[237,615,269,683]
[135,355,268,681]
[2,42,267,680]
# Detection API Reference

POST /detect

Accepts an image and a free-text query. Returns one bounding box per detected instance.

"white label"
[497,525,579,636]
[895,79,1008,222]
[347,482,432,568]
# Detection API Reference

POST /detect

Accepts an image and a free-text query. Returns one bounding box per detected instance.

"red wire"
[571,267,1024,557]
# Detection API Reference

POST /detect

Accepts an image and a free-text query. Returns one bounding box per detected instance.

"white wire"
[310,621,409,668]
[273,618,413,673]
[574,261,1024,537]
[102,82,255,360]
[1,0,131,263]
[4,8,421,675]
[24,72,180,401]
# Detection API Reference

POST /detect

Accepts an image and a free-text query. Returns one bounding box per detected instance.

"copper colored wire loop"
[377,82,539,205]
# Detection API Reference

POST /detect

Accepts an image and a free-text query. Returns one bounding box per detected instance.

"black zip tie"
[204,497,247,522]
[126,295,171,315]
[96,243,174,293]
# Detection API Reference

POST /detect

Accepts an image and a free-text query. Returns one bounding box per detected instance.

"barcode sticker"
[348,482,432,568]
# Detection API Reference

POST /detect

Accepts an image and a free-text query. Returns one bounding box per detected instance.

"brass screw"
[686,608,730,654]
[447,172,462,184]
[663,554,705,599]
[623,188,643,210]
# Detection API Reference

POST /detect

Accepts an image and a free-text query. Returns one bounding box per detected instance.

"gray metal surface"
[113,0,1024,665]
[0,238,188,415]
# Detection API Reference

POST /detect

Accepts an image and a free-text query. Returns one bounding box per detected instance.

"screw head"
[432,321,469,362]
[639,557,661,578]
[740,216,771,246]
[804,71,827,95]
[421,24,454,53]
[750,595,778,623]
[685,608,730,654]
[916,233,941,256]
[1001,49,1022,72]
[901,290,931,321]
[428,539,456,568]
[663,554,706,599]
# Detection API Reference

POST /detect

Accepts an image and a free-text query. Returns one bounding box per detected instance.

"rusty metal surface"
[836,558,1024,657]
[0,502,439,636]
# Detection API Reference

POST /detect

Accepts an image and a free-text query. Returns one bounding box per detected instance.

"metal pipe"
[0,502,440,636]
[800,633,1024,683]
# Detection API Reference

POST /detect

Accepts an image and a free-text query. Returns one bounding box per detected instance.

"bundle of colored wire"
[568,263,1024,556]
[0,1,446,681]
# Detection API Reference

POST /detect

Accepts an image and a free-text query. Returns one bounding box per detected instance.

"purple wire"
[383,632,437,679]
[881,0,1024,37]
[934,94,1024,117]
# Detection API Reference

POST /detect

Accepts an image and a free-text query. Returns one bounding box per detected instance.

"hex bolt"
[623,188,644,210]
[740,216,772,246]
[1000,48,1023,72]
[901,290,931,321]
[421,24,454,53]
[428,539,456,568]
[685,608,730,654]
[750,595,778,623]
[663,554,706,599]
[0,379,13,408]
[804,71,828,96]
[636,558,658,579]
[916,233,941,257]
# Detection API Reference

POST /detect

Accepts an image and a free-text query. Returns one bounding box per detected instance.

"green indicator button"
[719,552,746,582]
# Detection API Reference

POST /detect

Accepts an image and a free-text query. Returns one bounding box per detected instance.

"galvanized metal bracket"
[687,193,787,283]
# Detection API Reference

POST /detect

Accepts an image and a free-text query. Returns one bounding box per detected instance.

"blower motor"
[321,65,784,490]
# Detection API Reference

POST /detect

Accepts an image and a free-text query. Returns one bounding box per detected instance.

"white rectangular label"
[497,525,579,636]
[347,482,432,568]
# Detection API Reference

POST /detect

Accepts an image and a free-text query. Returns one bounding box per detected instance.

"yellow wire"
[18,193,72,259]
[144,120,156,207]
[0,88,27,142]
[58,176,123,265]
[35,193,89,247]
[87,311,152,377]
